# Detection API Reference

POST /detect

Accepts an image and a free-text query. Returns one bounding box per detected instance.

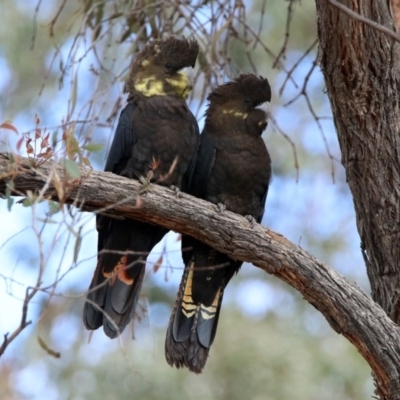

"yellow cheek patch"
[222,109,248,119]
[133,71,190,99]
[166,71,191,99]
[141,59,150,67]
[134,76,166,97]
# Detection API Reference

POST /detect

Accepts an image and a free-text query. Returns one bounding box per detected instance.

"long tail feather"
[83,253,146,338]
[165,261,224,373]
[83,218,167,338]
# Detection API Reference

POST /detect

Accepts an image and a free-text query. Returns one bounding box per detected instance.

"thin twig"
[0,287,33,357]
[273,0,296,68]
[328,0,400,42]
[47,0,68,37]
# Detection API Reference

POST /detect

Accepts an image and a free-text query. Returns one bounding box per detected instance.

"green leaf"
[82,157,91,167]
[64,128,80,159]
[22,197,36,207]
[70,71,78,115]
[48,201,61,215]
[61,158,81,178]
[7,196,14,211]
[51,130,58,147]
[82,143,103,152]
[36,218,58,224]
[5,181,14,210]
[73,229,82,263]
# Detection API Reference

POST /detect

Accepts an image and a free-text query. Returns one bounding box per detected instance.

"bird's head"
[126,36,199,99]
[207,74,271,114]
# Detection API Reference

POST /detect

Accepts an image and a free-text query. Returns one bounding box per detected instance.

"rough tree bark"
[316,1,400,398]
[317,0,400,320]
[1,152,400,397]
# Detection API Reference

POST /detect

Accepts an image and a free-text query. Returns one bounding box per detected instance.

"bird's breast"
[206,134,270,216]
[131,97,198,187]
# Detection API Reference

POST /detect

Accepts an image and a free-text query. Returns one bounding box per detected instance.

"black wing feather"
[104,102,138,174]
[189,132,216,199]
[181,132,216,266]
[180,112,201,193]
[97,102,138,254]
[84,97,199,338]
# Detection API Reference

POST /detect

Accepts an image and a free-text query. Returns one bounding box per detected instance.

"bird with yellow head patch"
[165,74,272,373]
[83,36,200,339]
[126,36,198,100]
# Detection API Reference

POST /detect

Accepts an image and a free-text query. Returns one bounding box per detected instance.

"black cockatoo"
[165,74,272,373]
[83,37,200,338]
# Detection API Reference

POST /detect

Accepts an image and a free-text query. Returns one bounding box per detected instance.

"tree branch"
[1,152,400,393]
[328,0,400,43]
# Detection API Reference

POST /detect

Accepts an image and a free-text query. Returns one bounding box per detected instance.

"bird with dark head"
[83,36,200,339]
[165,74,272,373]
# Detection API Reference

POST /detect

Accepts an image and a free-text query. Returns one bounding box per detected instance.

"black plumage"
[83,37,200,338]
[165,74,272,373]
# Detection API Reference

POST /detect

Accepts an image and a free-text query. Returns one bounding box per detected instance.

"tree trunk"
[316,0,400,397]
[316,0,400,325]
